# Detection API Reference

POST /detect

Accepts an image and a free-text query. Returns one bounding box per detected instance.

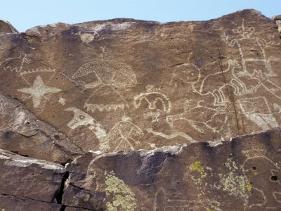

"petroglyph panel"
[0,9,280,153]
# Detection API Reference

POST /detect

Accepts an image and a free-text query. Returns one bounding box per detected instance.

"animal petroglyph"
[0,53,56,75]
[0,53,31,73]
[146,128,195,143]
[170,60,247,106]
[65,107,107,145]
[166,100,228,135]
[72,61,137,90]
[238,97,278,130]
[134,85,171,122]
[17,75,62,108]
[65,108,143,152]
[72,60,137,113]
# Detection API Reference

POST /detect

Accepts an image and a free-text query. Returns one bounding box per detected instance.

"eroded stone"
[63,128,281,210]
[0,149,66,205]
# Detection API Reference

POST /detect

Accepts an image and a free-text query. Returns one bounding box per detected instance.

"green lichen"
[219,158,252,199]
[190,161,206,177]
[189,160,207,185]
[105,171,137,211]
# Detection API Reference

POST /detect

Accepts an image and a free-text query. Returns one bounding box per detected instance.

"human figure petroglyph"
[242,155,281,209]
[134,85,171,122]
[65,108,143,152]
[223,19,281,100]
[102,116,143,152]
[238,97,278,130]
[166,99,229,135]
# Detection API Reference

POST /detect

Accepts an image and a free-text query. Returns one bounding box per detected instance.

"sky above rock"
[0,0,280,32]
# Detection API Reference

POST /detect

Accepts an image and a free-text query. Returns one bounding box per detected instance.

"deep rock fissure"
[53,171,70,204]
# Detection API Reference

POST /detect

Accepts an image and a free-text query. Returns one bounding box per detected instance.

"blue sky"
[0,0,280,32]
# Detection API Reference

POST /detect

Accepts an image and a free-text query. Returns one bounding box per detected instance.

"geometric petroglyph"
[17,75,61,108]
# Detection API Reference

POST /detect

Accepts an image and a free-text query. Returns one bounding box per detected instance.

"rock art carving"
[17,75,62,108]
[102,116,143,152]
[0,53,31,73]
[146,128,195,143]
[223,19,281,100]
[72,60,137,113]
[166,99,229,136]
[65,107,107,147]
[65,107,143,152]
[170,60,242,106]
[134,85,171,122]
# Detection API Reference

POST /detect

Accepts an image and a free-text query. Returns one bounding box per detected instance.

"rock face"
[0,149,64,210]
[0,20,17,33]
[0,9,280,210]
[63,128,281,211]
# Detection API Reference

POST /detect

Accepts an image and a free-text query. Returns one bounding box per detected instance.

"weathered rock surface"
[0,9,280,155]
[274,15,281,33]
[0,94,83,163]
[0,9,280,210]
[63,127,281,210]
[0,149,65,210]
[0,20,17,34]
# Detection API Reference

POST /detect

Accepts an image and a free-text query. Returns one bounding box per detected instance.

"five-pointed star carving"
[18,75,62,108]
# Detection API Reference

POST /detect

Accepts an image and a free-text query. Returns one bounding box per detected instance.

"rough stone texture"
[0,20,18,34]
[0,9,280,210]
[0,94,83,163]
[274,15,281,33]
[0,149,65,210]
[0,194,61,211]
[62,128,281,211]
